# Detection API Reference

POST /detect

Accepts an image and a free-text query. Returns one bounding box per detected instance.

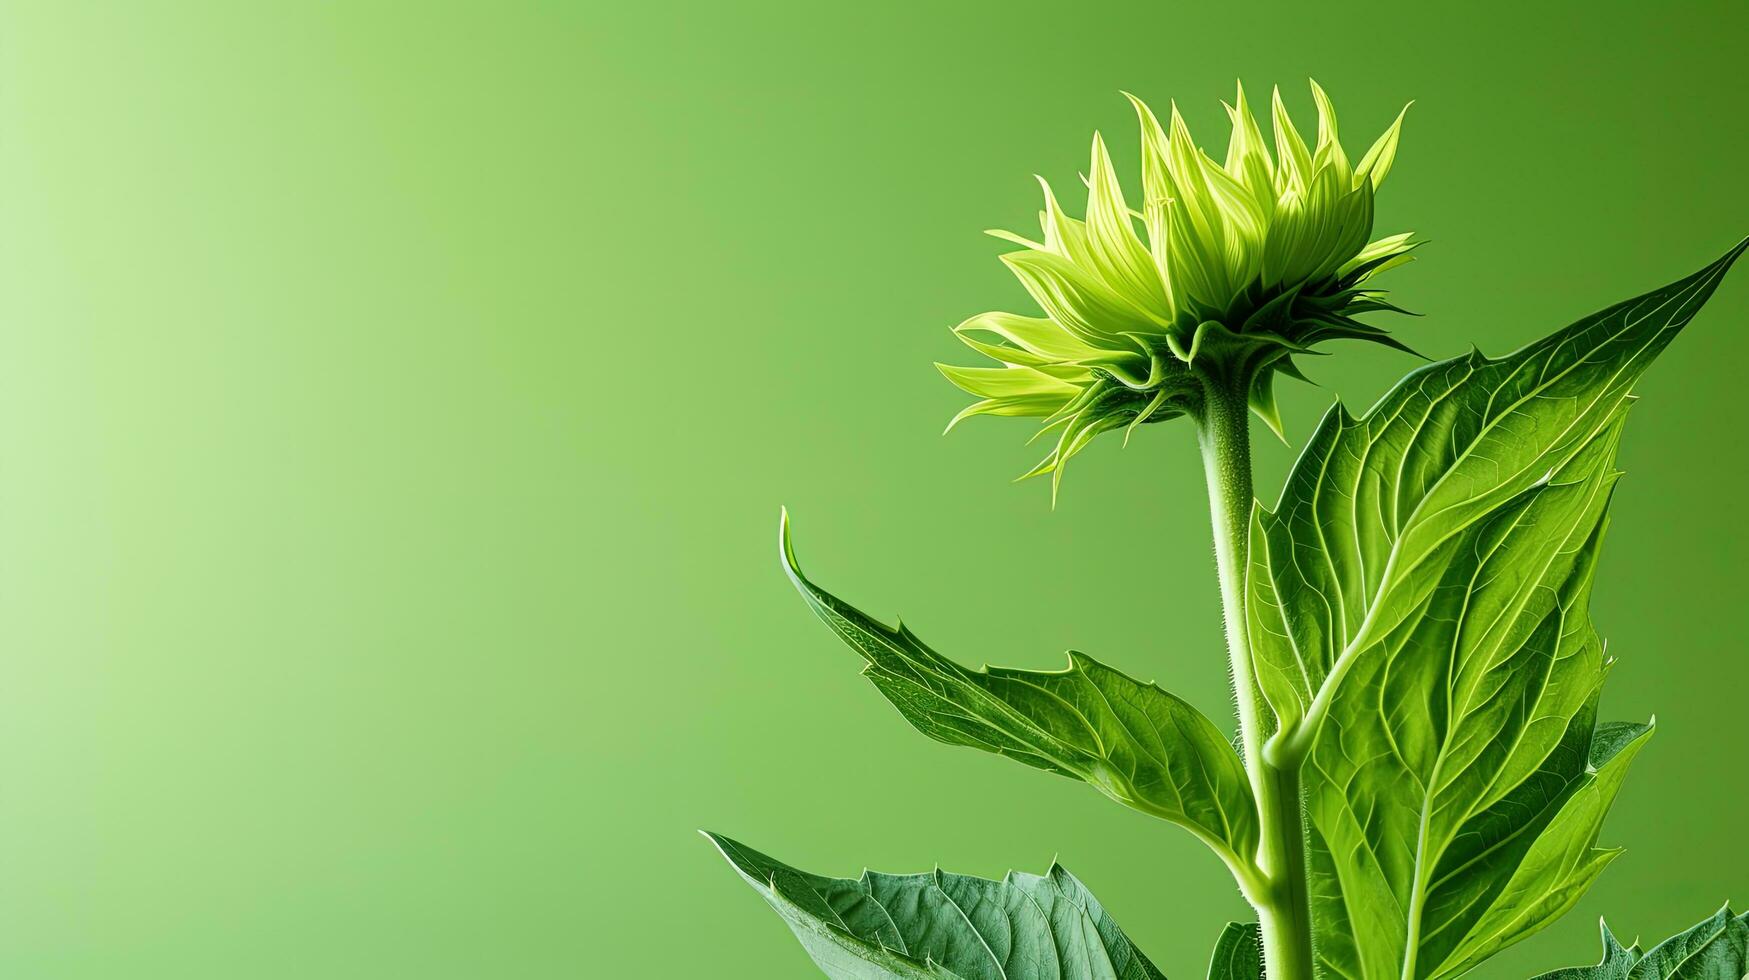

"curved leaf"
[1243,240,1746,980]
[707,832,1167,980]
[781,512,1259,873]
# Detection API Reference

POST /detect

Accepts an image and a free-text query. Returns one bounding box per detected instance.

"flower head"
[940,81,1417,495]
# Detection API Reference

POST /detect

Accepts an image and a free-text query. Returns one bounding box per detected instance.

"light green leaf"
[781,511,1259,877]
[1205,923,1261,980]
[1248,240,1747,730]
[1428,716,1653,976]
[706,832,1167,980]
[1531,906,1749,980]
[1243,239,1747,980]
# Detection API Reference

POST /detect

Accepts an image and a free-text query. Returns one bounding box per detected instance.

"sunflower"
[940,81,1417,496]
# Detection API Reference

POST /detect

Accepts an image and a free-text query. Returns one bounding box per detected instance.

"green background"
[0,1,1743,976]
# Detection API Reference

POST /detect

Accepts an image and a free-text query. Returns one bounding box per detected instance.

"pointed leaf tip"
[777,507,803,582]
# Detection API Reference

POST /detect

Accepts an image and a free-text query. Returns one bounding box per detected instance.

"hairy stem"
[1195,376,1315,980]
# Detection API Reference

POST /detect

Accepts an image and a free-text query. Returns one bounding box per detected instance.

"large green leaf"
[706,832,1168,980]
[1531,906,1749,980]
[780,511,1259,873]
[1244,240,1746,980]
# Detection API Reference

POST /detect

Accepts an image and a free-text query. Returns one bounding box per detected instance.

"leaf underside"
[1531,906,1749,980]
[1246,240,1747,980]
[706,832,1167,980]
[780,511,1258,869]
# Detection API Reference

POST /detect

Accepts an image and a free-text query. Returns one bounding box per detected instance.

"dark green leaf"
[781,511,1258,872]
[1530,921,1639,980]
[1629,907,1749,980]
[1531,906,1749,980]
[707,832,1167,980]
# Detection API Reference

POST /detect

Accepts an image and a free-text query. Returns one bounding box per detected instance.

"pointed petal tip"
[1229,80,1253,117]
[1123,90,1160,123]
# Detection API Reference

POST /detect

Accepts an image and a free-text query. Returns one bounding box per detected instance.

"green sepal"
[1247,369,1287,443]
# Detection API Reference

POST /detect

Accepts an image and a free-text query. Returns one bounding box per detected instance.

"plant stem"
[1195,376,1316,980]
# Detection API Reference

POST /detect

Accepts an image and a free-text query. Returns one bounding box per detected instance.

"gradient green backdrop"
[0,1,1744,977]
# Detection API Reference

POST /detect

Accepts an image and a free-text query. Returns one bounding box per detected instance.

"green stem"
[1195,376,1315,980]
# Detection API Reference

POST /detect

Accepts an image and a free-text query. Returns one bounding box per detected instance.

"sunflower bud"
[940,81,1417,495]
